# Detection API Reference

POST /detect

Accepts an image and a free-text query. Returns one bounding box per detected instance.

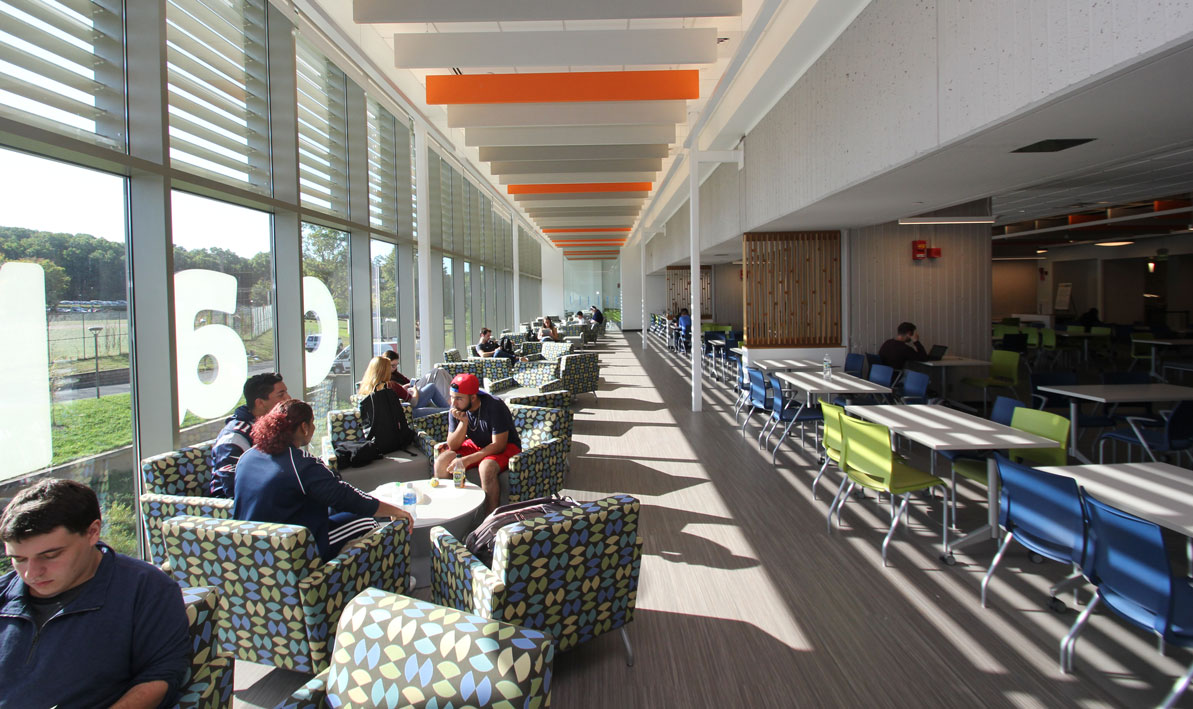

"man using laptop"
[879,322,931,370]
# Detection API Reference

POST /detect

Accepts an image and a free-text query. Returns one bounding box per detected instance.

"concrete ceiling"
[747,38,1193,262]
[349,0,748,259]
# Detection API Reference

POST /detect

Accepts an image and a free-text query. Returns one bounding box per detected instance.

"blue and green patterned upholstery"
[478,356,513,384]
[558,352,600,396]
[539,341,574,360]
[430,494,641,655]
[501,389,573,410]
[176,586,234,709]
[558,323,582,339]
[520,341,542,357]
[276,588,554,709]
[142,441,216,496]
[488,360,566,400]
[162,516,411,674]
[443,348,464,362]
[140,441,233,569]
[416,404,571,502]
[142,495,234,569]
[327,402,415,447]
[437,360,485,383]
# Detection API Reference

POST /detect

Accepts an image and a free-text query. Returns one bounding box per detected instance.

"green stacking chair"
[952,407,1069,486]
[1089,326,1113,362]
[1037,328,1058,369]
[828,415,947,566]
[1128,331,1154,372]
[962,349,1020,414]
[812,400,845,501]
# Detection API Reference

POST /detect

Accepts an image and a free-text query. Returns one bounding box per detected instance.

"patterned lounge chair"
[140,441,233,569]
[442,348,464,362]
[430,494,642,664]
[276,588,554,709]
[162,516,411,674]
[558,352,600,396]
[415,403,572,502]
[176,585,234,709]
[538,340,574,361]
[488,360,565,402]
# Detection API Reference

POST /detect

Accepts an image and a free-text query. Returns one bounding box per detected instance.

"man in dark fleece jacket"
[0,480,189,709]
[210,372,290,497]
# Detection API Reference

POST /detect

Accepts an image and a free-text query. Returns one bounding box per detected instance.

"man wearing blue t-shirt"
[433,373,522,512]
[0,480,189,709]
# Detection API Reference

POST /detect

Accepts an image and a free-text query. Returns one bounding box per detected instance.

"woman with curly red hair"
[232,399,411,560]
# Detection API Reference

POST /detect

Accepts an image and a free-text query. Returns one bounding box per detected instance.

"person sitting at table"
[475,328,499,357]
[879,321,929,370]
[589,306,604,325]
[233,399,412,561]
[538,326,556,342]
[381,350,450,417]
[1077,307,1101,330]
[674,308,692,351]
[432,373,522,513]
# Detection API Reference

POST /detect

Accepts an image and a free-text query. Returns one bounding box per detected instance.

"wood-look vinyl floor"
[233,330,1192,708]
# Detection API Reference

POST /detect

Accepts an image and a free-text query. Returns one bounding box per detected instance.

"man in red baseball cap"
[434,373,522,511]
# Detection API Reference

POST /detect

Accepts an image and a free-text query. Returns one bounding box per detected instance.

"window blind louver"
[427,149,441,249]
[295,36,348,216]
[0,0,125,149]
[395,116,413,241]
[166,0,268,190]
[366,100,397,233]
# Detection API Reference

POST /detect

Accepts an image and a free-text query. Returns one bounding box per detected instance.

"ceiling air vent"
[1012,139,1095,153]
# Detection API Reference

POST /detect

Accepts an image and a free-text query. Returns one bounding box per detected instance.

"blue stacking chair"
[764,373,822,463]
[982,455,1087,609]
[897,370,931,405]
[733,358,750,420]
[864,352,882,377]
[1102,371,1156,423]
[740,368,770,435]
[843,352,864,378]
[834,363,894,407]
[1098,399,1193,465]
[1062,492,1193,709]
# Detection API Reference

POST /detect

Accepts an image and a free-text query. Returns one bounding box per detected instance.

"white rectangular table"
[912,356,990,408]
[770,371,892,463]
[845,404,1060,561]
[753,358,824,373]
[1135,339,1193,380]
[1037,462,1193,537]
[1036,383,1193,463]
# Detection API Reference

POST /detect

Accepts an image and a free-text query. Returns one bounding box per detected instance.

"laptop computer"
[927,344,948,361]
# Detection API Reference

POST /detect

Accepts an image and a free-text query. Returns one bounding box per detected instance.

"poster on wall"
[1055,282,1073,311]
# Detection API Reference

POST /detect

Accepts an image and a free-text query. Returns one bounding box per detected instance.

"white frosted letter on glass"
[303,276,337,386]
[0,263,52,481]
[174,269,248,423]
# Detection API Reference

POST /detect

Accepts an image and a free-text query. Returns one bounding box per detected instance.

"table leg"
[1069,399,1090,464]
[1151,344,1161,381]
[944,456,1000,560]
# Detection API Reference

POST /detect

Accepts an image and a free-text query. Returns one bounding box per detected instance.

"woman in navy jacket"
[233,399,411,560]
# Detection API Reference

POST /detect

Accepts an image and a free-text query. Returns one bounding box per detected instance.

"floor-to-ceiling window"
[442,256,455,351]
[301,222,350,445]
[0,149,138,560]
[171,191,274,437]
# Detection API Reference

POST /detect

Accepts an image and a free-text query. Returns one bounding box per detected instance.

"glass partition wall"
[0,0,534,563]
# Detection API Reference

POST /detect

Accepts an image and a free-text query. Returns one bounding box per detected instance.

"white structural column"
[688,149,744,412]
[512,217,521,326]
[414,123,434,374]
[640,240,647,346]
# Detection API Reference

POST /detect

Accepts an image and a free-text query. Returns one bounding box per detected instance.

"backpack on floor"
[464,495,580,567]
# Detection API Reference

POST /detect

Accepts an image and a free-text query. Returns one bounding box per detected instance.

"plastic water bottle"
[452,458,466,488]
[402,482,417,521]
[822,353,832,380]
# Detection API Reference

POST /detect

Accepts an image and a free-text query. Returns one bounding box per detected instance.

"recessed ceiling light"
[1011,138,1095,153]
[1094,241,1133,247]
[1036,249,1048,254]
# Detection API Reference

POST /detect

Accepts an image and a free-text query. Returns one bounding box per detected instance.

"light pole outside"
[88,325,103,399]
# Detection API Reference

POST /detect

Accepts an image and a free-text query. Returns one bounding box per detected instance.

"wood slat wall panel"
[847,222,991,358]
[743,232,840,347]
[665,266,712,319]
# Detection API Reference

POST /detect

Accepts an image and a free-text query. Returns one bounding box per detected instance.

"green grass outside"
[604,308,621,323]
[51,394,204,466]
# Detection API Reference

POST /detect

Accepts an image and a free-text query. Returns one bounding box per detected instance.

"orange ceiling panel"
[550,240,627,245]
[509,182,652,195]
[427,70,699,105]
[543,227,631,233]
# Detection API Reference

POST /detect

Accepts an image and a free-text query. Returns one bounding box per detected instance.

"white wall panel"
[847,222,991,360]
